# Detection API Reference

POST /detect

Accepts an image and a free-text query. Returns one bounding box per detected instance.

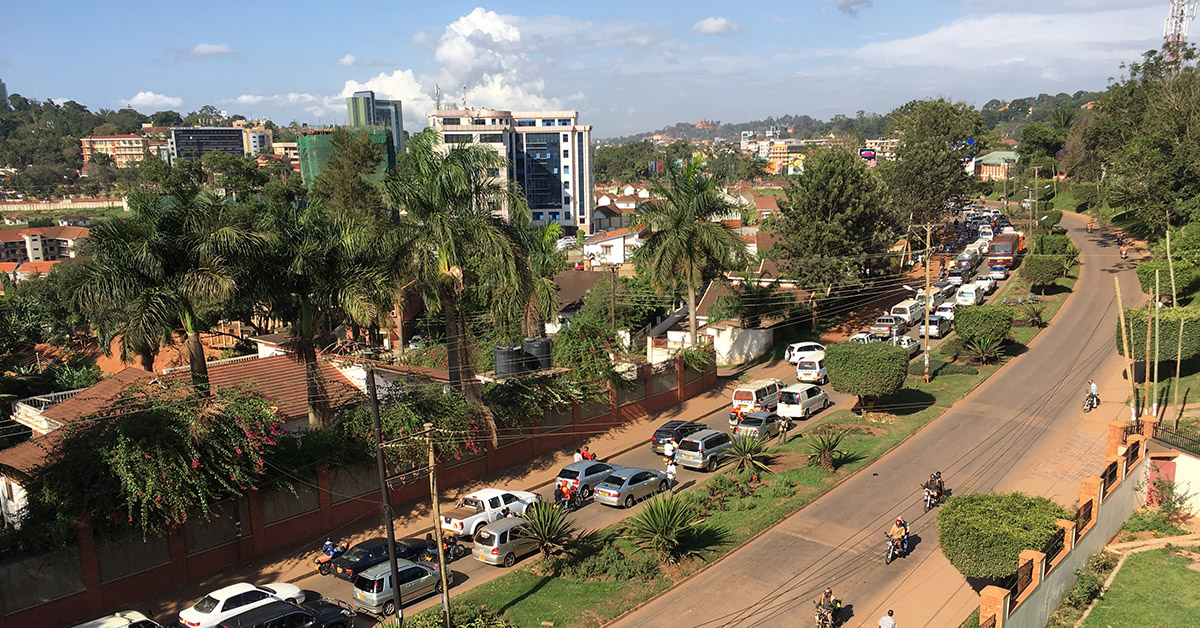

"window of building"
[562,134,569,142]
[550,212,561,221]
[532,212,543,221]
[472,118,486,125]
[563,149,569,158]
[542,120,554,126]
[601,244,612,254]
[479,133,503,143]
[563,166,570,174]
[442,117,461,125]
[444,133,473,145]
[564,181,570,189]
[517,119,536,127]
[558,119,572,125]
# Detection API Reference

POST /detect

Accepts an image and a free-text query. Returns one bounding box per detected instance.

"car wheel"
[624,495,636,508]
[382,600,396,616]
[823,398,830,410]
[434,579,444,593]
[705,457,716,472]
[803,407,811,420]
[472,523,485,539]
[503,553,516,568]
[658,481,669,493]
[580,485,593,500]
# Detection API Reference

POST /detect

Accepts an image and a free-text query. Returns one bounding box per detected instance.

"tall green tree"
[311,127,387,218]
[73,189,265,389]
[633,157,750,345]
[767,150,898,311]
[882,98,988,224]
[383,127,526,396]
[518,222,567,337]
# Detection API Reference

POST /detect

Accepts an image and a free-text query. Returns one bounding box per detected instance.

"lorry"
[987,232,1022,268]
[441,488,541,538]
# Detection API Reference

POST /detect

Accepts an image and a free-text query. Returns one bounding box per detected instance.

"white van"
[917,288,945,311]
[890,298,925,326]
[795,352,827,385]
[978,226,994,241]
[730,379,784,420]
[777,383,830,421]
[956,283,981,306]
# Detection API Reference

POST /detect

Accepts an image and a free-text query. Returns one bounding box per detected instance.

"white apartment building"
[427,108,594,234]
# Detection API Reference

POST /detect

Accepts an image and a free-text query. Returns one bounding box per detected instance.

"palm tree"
[723,435,774,473]
[520,222,567,337]
[383,127,527,392]
[255,197,395,427]
[74,189,265,390]
[515,501,578,558]
[634,157,750,346]
[804,429,850,473]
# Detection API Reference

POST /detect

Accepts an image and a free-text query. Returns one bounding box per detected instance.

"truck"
[987,233,1022,268]
[441,488,540,538]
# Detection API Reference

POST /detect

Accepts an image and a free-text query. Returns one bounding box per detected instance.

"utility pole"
[1115,277,1139,423]
[922,224,934,383]
[610,266,617,335]
[426,422,452,628]
[1145,286,1153,416]
[1168,229,1184,427]
[368,368,404,627]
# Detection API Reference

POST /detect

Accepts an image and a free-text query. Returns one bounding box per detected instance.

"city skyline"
[0,1,1171,137]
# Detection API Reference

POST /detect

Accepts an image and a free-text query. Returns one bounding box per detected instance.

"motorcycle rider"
[888,517,909,554]
[322,537,336,556]
[1087,379,1099,409]
[815,588,840,624]
[924,473,944,503]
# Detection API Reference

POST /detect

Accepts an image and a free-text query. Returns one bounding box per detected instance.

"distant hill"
[599,90,1101,144]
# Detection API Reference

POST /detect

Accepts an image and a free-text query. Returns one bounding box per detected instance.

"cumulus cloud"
[336,54,394,67]
[189,43,234,58]
[837,0,873,16]
[126,91,183,109]
[234,93,318,106]
[411,31,433,45]
[693,17,741,35]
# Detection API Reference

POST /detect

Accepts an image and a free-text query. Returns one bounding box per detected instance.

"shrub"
[1118,306,1200,361]
[938,492,1072,579]
[1038,209,1063,231]
[1136,260,1199,296]
[1087,551,1118,573]
[964,336,1005,364]
[555,544,659,581]
[1020,302,1047,328]
[804,429,850,472]
[954,305,1015,346]
[1021,254,1067,293]
[1034,234,1073,255]
[622,493,701,563]
[1147,475,1197,524]
[517,501,579,557]
[1065,569,1102,608]
[723,435,773,473]
[825,342,909,406]
[1121,509,1187,537]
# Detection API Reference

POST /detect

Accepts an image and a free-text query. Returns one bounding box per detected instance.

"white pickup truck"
[441,488,540,538]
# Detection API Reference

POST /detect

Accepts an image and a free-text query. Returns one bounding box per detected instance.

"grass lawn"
[1081,548,1200,628]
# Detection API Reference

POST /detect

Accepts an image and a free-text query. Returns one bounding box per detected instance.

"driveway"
[607,215,1140,628]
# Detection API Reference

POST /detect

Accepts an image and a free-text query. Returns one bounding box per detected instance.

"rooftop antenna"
[435,84,441,111]
[461,84,467,109]
[1165,0,1199,59]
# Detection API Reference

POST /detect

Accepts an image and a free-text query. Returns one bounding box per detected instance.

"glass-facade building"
[168,127,246,162]
[346,91,405,155]
[428,109,593,233]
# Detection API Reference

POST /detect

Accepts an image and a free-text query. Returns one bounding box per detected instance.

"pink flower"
[234,446,242,455]
[191,460,199,469]
[154,496,161,502]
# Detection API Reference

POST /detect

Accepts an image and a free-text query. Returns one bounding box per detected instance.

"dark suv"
[650,420,706,455]
[217,599,355,628]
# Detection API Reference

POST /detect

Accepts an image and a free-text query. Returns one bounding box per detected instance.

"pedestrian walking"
[663,438,676,461]
[666,458,677,492]
[878,609,898,628]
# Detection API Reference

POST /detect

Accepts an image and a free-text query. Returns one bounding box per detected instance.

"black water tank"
[523,337,553,371]
[494,345,526,378]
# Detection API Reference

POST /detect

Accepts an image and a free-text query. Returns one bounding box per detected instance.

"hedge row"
[826,342,909,401]
[1135,260,1199,297]
[1117,305,1200,360]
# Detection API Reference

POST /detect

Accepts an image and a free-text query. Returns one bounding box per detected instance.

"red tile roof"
[752,196,780,211]
[0,262,18,273]
[0,435,59,476]
[42,367,155,424]
[39,226,89,240]
[17,261,60,276]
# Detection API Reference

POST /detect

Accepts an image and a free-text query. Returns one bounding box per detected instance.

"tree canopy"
[938,492,1071,579]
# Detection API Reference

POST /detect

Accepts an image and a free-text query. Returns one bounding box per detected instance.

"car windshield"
[653,428,677,440]
[779,391,800,404]
[194,596,220,614]
[733,391,754,401]
[741,418,765,426]
[353,575,383,594]
[476,529,497,545]
[798,360,819,370]
[992,266,1004,271]
[458,497,484,511]
[598,475,625,489]
[342,546,372,561]
[679,439,701,452]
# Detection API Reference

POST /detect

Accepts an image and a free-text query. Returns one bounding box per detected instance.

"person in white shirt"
[573,449,584,462]
[878,609,897,628]
[663,438,676,460]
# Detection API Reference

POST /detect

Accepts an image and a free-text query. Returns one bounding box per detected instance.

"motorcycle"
[1083,393,1100,413]
[923,486,941,512]
[812,600,839,628]
[884,533,904,564]
[421,534,468,564]
[313,543,347,576]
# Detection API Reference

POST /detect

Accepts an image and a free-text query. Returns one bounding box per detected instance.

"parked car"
[472,517,538,568]
[777,383,830,421]
[795,352,827,384]
[73,611,163,628]
[650,420,706,455]
[594,467,669,508]
[917,316,951,339]
[352,560,444,615]
[676,429,734,472]
[217,599,355,628]
[974,276,997,294]
[179,583,304,628]
[947,268,972,286]
[330,537,428,581]
[441,488,540,538]
[935,303,957,321]
[869,316,907,337]
[784,341,826,364]
[732,411,788,439]
[730,379,784,417]
[849,331,883,344]
[889,335,922,357]
[556,460,620,500]
[987,265,1008,281]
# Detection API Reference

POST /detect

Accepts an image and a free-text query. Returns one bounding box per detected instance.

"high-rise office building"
[346,91,404,154]
[169,127,246,162]
[427,108,593,234]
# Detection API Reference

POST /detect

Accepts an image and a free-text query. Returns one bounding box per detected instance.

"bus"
[988,233,1022,268]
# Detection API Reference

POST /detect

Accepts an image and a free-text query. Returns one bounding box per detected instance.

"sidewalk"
[134,355,804,619]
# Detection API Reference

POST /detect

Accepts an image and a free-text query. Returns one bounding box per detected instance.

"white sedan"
[785,342,826,364]
[988,265,1008,281]
[178,582,304,628]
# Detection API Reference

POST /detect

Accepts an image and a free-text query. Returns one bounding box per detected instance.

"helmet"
[824,588,832,595]
[930,472,937,478]
[897,518,904,525]
[936,471,942,477]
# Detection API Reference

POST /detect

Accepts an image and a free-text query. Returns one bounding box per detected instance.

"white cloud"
[234,93,318,106]
[189,43,234,58]
[837,0,873,15]
[126,91,183,109]
[693,17,741,35]
[336,54,395,67]
[336,54,359,67]
[411,31,433,45]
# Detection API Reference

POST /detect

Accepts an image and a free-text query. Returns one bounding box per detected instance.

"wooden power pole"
[426,422,452,628]
[368,370,405,627]
[923,225,933,383]
[1154,270,1162,418]
[1115,277,1139,422]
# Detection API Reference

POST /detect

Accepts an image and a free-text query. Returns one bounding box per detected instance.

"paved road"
[608,215,1139,628]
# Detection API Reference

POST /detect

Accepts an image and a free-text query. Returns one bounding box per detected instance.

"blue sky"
[0,1,1168,137]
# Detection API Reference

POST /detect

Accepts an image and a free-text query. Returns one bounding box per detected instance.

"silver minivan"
[676,429,734,472]
[351,559,443,616]
[472,517,539,568]
[777,383,830,421]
